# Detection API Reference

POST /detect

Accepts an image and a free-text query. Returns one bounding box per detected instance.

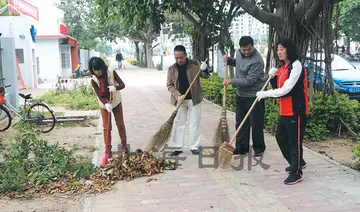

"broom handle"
[223,58,228,107]
[175,58,208,111]
[228,75,272,145]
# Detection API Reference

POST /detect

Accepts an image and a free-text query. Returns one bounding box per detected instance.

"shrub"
[0,122,98,195]
[38,80,98,110]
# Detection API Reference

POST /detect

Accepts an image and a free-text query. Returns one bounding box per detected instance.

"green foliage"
[339,0,360,41]
[0,122,98,194]
[57,0,101,49]
[264,99,279,135]
[352,138,360,170]
[39,80,98,110]
[101,56,110,67]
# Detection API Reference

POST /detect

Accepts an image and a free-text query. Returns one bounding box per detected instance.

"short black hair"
[276,38,299,63]
[174,45,187,55]
[239,36,254,47]
[89,57,108,75]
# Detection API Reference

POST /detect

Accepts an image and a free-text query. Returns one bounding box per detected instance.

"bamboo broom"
[212,58,230,150]
[218,75,272,169]
[145,59,208,152]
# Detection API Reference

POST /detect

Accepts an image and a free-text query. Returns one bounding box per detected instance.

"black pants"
[235,96,266,154]
[276,115,307,176]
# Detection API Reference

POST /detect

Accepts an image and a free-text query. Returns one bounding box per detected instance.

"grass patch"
[0,121,98,197]
[38,80,98,110]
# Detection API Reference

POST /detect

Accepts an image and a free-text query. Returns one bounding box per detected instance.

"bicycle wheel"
[0,105,12,132]
[27,103,56,133]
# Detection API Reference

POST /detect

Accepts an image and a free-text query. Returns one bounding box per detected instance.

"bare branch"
[174,3,201,29]
[233,0,278,27]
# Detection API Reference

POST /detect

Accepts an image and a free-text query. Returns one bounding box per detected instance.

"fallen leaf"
[146,178,154,183]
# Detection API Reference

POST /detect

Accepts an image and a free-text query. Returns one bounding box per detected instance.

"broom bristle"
[221,118,230,142]
[218,142,235,169]
[145,111,177,152]
[212,120,223,149]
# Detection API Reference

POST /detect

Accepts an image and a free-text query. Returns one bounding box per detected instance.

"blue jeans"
[117,61,122,71]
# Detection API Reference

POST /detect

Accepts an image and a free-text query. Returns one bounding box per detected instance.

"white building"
[29,0,78,81]
[0,1,39,89]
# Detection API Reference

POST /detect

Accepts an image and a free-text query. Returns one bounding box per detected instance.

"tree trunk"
[145,41,153,68]
[192,30,209,62]
[134,41,140,61]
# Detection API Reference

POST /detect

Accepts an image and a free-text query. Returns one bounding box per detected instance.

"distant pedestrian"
[256,38,308,185]
[89,57,128,166]
[116,50,124,71]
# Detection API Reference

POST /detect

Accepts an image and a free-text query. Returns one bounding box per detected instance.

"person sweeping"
[90,57,128,167]
[166,45,210,156]
[256,38,308,185]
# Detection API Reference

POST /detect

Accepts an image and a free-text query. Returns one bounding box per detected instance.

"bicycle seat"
[19,93,32,99]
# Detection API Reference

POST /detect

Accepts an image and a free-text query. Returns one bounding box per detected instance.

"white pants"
[170,99,201,151]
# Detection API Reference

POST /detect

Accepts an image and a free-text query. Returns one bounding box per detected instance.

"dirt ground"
[0,110,100,212]
[304,137,357,168]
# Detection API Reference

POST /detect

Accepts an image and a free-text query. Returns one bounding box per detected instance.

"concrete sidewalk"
[85,65,360,212]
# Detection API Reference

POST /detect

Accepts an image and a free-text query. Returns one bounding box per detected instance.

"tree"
[57,0,100,50]
[233,0,337,92]
[94,0,164,68]
[163,0,242,62]
[338,0,360,42]
[96,43,112,56]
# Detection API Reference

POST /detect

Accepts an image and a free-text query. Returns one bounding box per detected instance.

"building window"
[60,45,70,69]
[15,49,24,63]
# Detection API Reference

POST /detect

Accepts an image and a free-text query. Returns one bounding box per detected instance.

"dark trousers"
[235,96,266,154]
[276,115,307,176]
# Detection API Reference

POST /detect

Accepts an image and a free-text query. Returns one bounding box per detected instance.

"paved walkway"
[84,64,360,212]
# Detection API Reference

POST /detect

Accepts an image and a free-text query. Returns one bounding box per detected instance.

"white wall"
[0,16,38,89]
[27,0,62,35]
[36,39,61,80]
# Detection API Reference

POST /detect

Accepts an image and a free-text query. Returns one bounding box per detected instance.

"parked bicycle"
[0,81,56,133]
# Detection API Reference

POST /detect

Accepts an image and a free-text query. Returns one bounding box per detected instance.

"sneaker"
[284,175,303,185]
[285,163,307,172]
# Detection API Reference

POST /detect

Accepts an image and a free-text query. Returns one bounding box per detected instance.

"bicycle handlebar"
[5,85,11,88]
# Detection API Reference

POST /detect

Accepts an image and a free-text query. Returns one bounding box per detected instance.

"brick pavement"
[83,65,360,212]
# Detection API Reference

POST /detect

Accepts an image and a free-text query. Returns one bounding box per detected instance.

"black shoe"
[254,151,264,157]
[191,150,199,155]
[170,151,183,156]
[284,174,303,185]
[233,149,248,155]
[285,163,307,172]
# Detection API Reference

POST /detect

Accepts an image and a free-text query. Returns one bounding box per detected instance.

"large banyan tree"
[234,0,338,93]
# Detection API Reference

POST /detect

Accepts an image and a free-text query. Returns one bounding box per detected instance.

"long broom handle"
[174,58,208,111]
[223,58,228,107]
[228,75,272,146]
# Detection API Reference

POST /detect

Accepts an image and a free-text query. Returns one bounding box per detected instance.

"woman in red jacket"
[256,38,308,185]
[89,57,128,166]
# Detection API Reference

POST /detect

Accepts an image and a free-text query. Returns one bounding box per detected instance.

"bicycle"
[0,82,56,133]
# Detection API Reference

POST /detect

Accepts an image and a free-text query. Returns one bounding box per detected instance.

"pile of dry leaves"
[4,149,177,199]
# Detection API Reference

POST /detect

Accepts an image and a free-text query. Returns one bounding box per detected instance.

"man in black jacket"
[116,50,124,71]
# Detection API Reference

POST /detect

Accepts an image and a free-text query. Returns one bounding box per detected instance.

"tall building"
[230,13,269,48]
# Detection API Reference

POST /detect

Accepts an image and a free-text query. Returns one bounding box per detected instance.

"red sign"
[9,0,39,21]
[60,24,68,35]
